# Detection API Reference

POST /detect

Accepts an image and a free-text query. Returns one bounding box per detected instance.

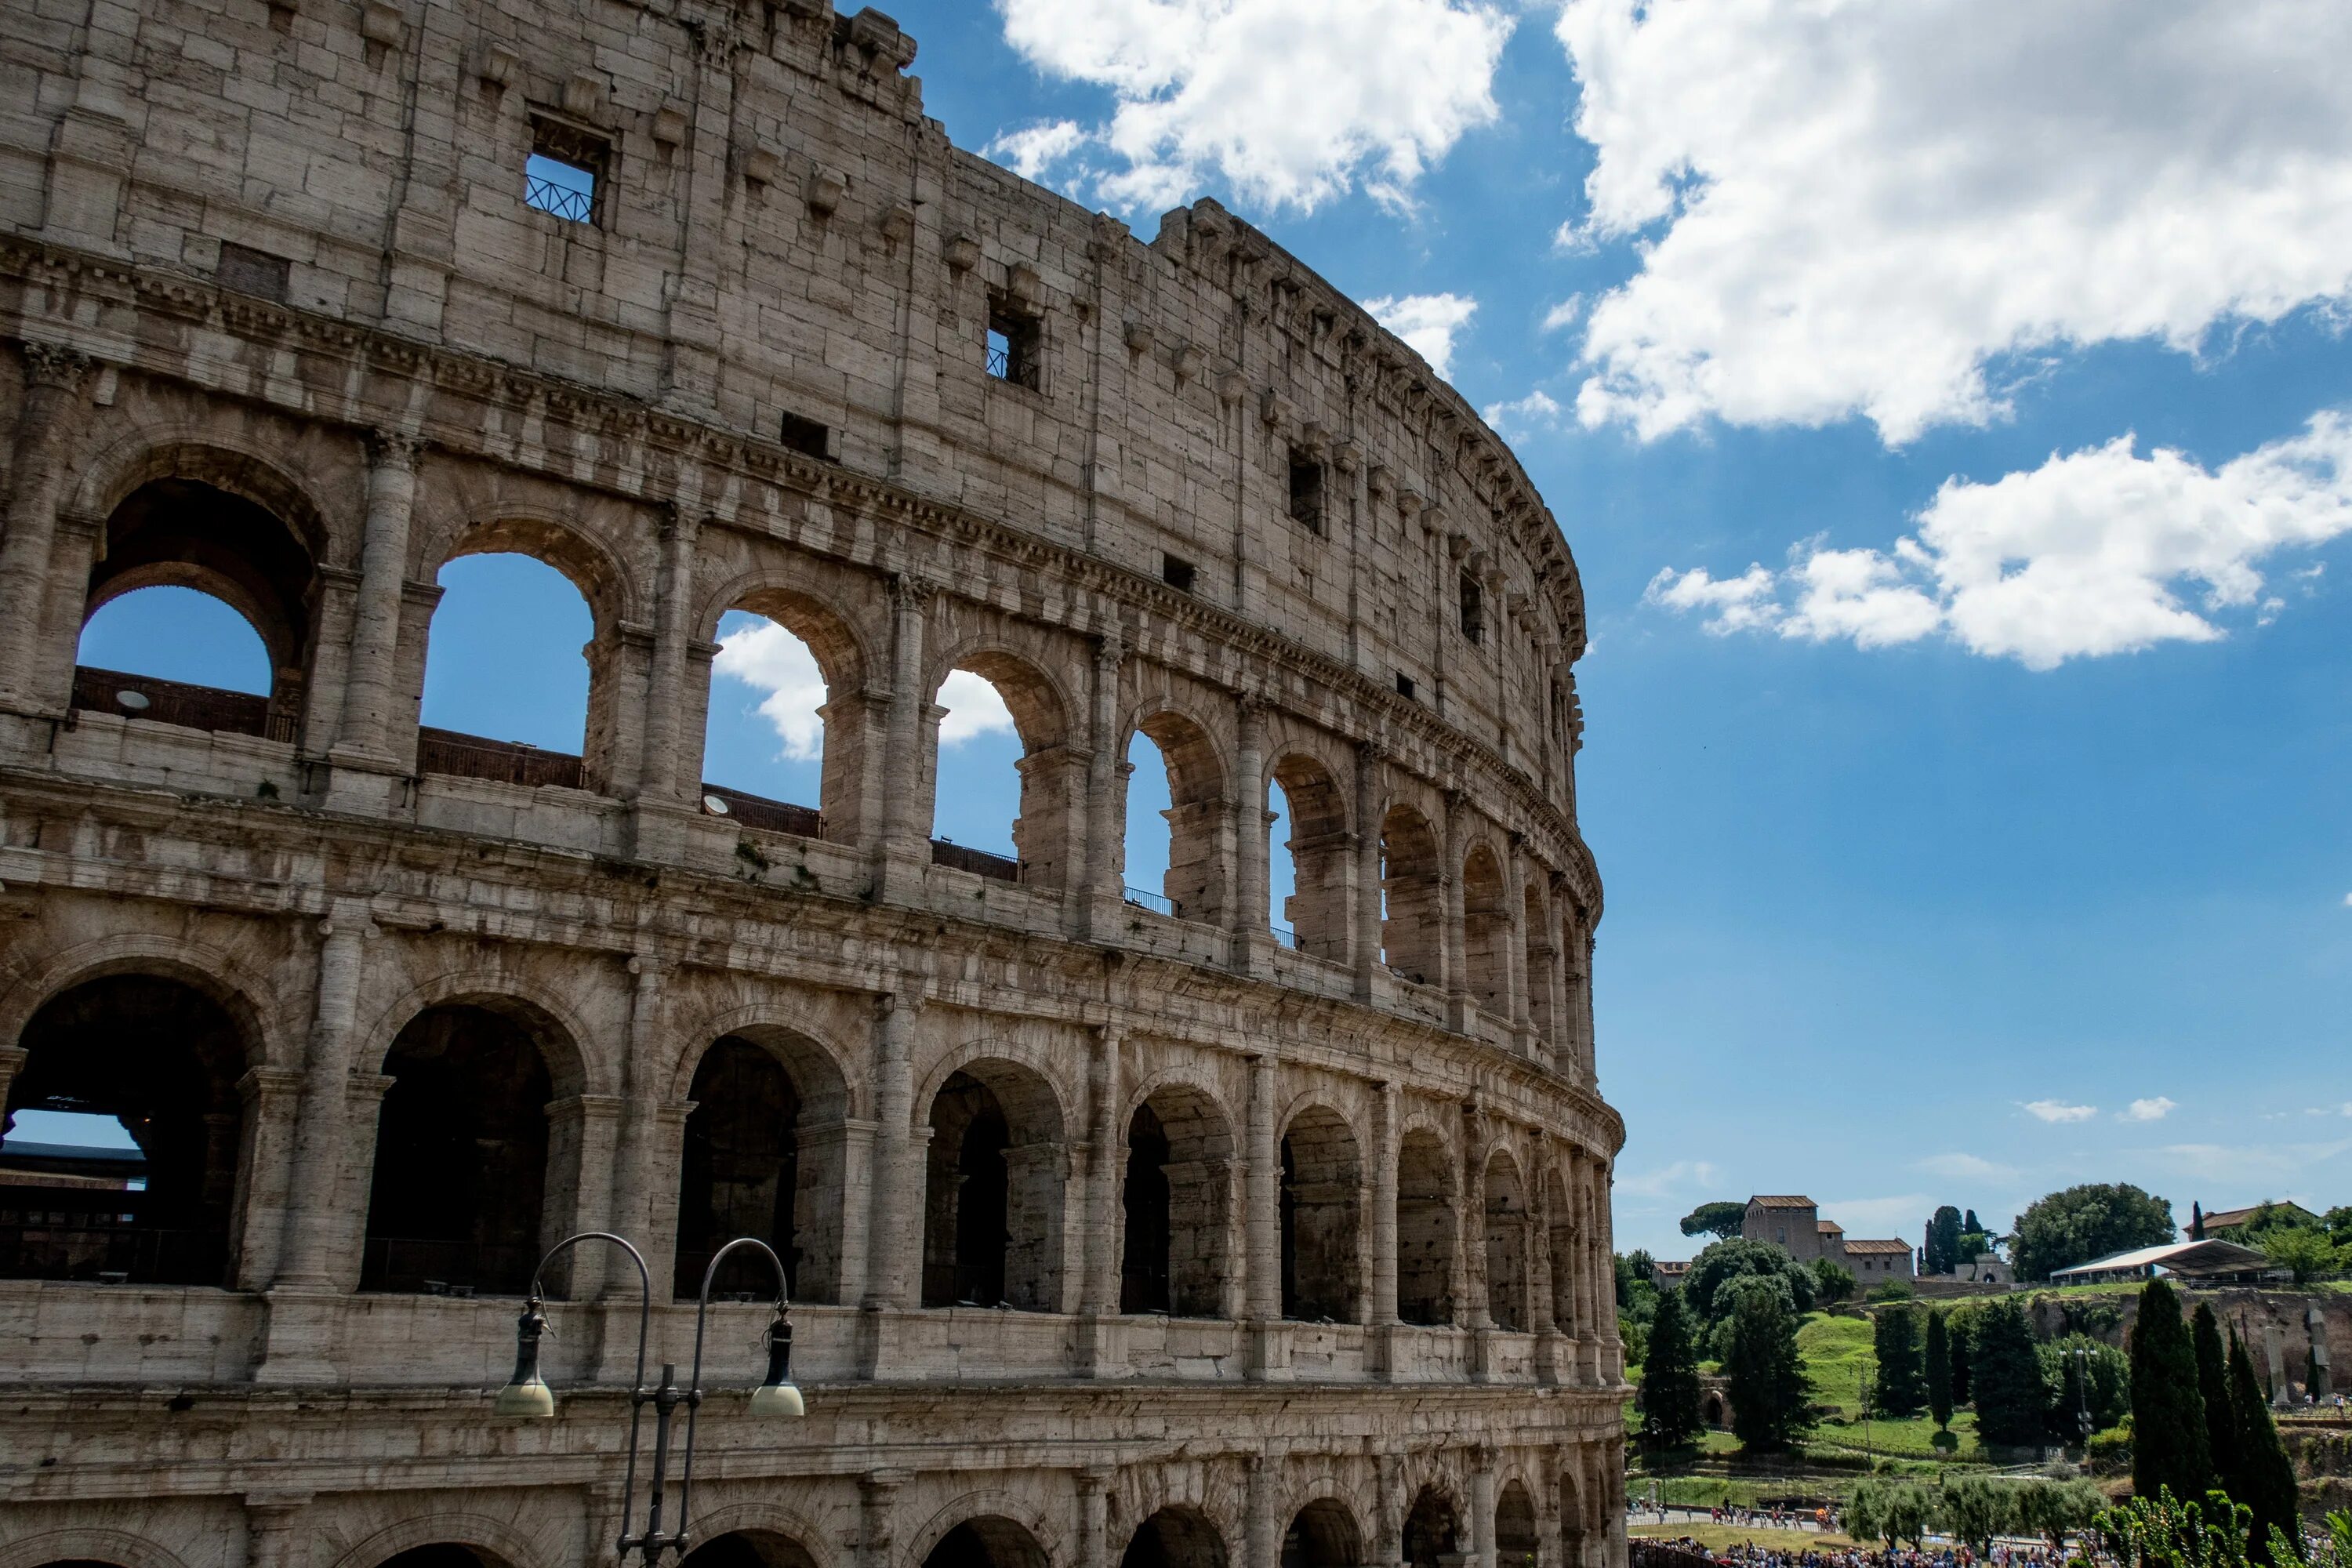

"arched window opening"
[673,1030,851,1304]
[924,1520,1049,1568]
[1462,843,1510,1017]
[420,553,600,791]
[362,1004,555,1297]
[1278,1106,1360,1323]
[1122,728,1175,916]
[929,659,1044,883]
[1704,1392,1726,1428]
[1,975,249,1286]
[1523,884,1556,1047]
[701,609,832,837]
[1121,1508,1228,1568]
[1497,1482,1539,1568]
[1380,804,1443,985]
[73,477,318,741]
[1546,1171,1578,1338]
[379,1551,508,1568]
[1120,1086,1236,1318]
[922,1062,1065,1310]
[683,1530,821,1568]
[1403,1489,1460,1568]
[1282,1501,1363,1568]
[1395,1130,1456,1327]
[1269,755,1348,960]
[1485,1152,1530,1330]
[1125,712,1228,924]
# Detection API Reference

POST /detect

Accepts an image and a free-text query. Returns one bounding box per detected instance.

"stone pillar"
[1462,1105,1490,1333]
[1246,1452,1280,1568]
[1376,1451,1404,1568]
[0,343,93,711]
[242,1492,314,1568]
[1471,1451,1498,1568]
[1245,1051,1289,1379]
[543,1094,624,1298]
[1598,1165,1622,1382]
[0,1047,27,1117]
[661,20,737,412]
[1532,1160,1563,1384]
[1077,1463,1113,1568]
[601,957,669,1308]
[1083,635,1127,940]
[1353,740,1386,1002]
[631,507,705,855]
[819,1116,877,1310]
[858,1470,905,1568]
[1580,928,1599,1089]
[1442,790,1470,1030]
[1232,695,1272,975]
[1583,1160,1607,1385]
[1370,1080,1400,1325]
[862,988,921,1376]
[876,578,935,903]
[329,431,423,769]
[230,1066,304,1292]
[1079,1026,1126,1376]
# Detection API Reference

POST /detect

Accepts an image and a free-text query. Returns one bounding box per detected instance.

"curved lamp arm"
[673,1236,798,1552]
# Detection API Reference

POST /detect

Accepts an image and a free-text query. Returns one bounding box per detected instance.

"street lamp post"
[2067,1346,2094,1448]
[494,1231,806,1563]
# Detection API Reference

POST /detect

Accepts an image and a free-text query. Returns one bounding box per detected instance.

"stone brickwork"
[0,3,1625,1568]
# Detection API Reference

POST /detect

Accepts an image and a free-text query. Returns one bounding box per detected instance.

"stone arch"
[696,573,876,695]
[904,1497,1061,1568]
[361,973,602,1100]
[927,640,1080,887]
[1279,1498,1364,1568]
[0,1529,194,1568]
[692,571,879,843]
[1496,1479,1539,1568]
[1119,1077,1239,1318]
[928,640,1074,752]
[1124,703,1230,926]
[1544,1166,1579,1340]
[1402,1485,1462,1568]
[1523,875,1557,1049]
[0,932,289,1070]
[329,1512,546,1568]
[1117,1507,1228,1568]
[1379,800,1443,986]
[1268,751,1349,960]
[1278,1102,1363,1323]
[1396,1124,1457,1326]
[678,1501,832,1568]
[920,1054,1070,1311]
[1461,838,1510,1017]
[673,1023,855,1304]
[1485,1148,1531,1330]
[432,509,637,634]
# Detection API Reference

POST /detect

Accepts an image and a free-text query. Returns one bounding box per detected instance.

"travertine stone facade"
[0,3,1625,1568]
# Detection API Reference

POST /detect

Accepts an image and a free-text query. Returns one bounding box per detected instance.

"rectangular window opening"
[1287,452,1325,533]
[778,412,832,461]
[216,241,289,303]
[986,300,1041,391]
[525,118,608,224]
[1459,572,1485,644]
[1395,671,1417,701]
[1162,553,1197,593]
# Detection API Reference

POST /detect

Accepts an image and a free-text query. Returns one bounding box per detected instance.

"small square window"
[1395,672,1417,701]
[1162,553,1197,593]
[1458,572,1485,644]
[525,118,608,224]
[779,412,831,460]
[986,301,1041,391]
[1287,452,1324,533]
[216,241,289,303]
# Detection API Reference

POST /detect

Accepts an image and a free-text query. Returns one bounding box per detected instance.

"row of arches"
[0,967,1606,1339]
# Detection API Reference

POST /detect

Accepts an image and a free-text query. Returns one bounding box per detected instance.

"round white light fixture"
[115,690,150,712]
[702,794,730,815]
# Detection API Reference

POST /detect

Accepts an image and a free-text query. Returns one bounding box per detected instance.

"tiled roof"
[1817,1220,1843,1233]
[1654,1261,1690,1276]
[2197,1203,2317,1232]
[1749,1195,1815,1209]
[1843,1239,1912,1254]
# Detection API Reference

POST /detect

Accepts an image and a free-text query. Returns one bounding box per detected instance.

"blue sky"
[56,1,2352,1260]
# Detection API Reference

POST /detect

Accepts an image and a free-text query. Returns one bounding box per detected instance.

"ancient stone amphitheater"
[0,5,1627,1568]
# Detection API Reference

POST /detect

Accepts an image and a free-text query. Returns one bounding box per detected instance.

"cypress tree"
[1726,1286,1812,1452]
[1642,1289,1705,1451]
[2130,1278,2213,1504]
[1951,1316,1973,1405]
[1875,1304,1926,1417]
[1974,1298,2049,1446]
[2194,1303,2241,1498]
[1926,1308,1955,1429]
[2191,1202,2205,1240]
[2227,1331,2299,1563]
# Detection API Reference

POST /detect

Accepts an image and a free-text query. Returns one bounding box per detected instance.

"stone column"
[1370,1080,1400,1326]
[1231,694,1272,975]
[1580,928,1599,1089]
[1583,1160,1607,1385]
[1353,740,1385,1002]
[862,988,922,1377]
[1246,1452,1280,1568]
[1462,1105,1490,1332]
[1079,1027,1126,1376]
[329,431,424,768]
[1470,1451,1499,1568]
[1532,1158,1563,1384]
[1441,790,1469,1030]
[858,1470,905,1568]
[0,343,93,711]
[543,1094,625,1298]
[230,1066,304,1292]
[661,20,737,412]
[1083,635,1127,940]
[242,1492,314,1568]
[1598,1165,1622,1381]
[1077,1463,1113,1568]
[875,578,934,903]
[1376,1451,1404,1568]
[1245,1051,1289,1379]
[601,956,669,1304]
[632,507,705,854]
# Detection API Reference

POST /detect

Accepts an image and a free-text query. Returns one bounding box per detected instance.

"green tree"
[2013,1479,2107,1555]
[2195,1305,2242,1502]
[1641,1290,1704,1451]
[2012,1182,2177,1281]
[1941,1475,2018,1556]
[1811,1257,1857,1304]
[1926,1204,1964,1276]
[1725,1283,1812,1452]
[2097,1489,2256,1568]
[1975,1297,2052,1446]
[1848,1480,1934,1552]
[1926,1309,1955,1429]
[1616,1250,1656,1303]
[1679,1201,1748,1242]
[2193,1202,2207,1240]
[1875,1304,1926,1417]
[2044,1334,2129,1440]
[2227,1331,2299,1566]
[1951,1311,1974,1405]
[1682,1237,1817,1327]
[2259,1225,2341,1286]
[2132,1278,2215,1507]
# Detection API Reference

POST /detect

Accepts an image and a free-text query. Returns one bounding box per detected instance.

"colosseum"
[0,4,1627,1568]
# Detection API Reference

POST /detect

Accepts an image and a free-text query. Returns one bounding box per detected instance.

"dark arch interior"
[1497,1480,1540,1568]
[925,1072,1011,1307]
[1120,1087,1234,1318]
[1121,1508,1227,1568]
[1282,1501,1362,1568]
[1403,1489,1460,1568]
[677,1035,802,1300]
[379,1548,503,1568]
[1461,843,1510,1016]
[1279,1108,1360,1323]
[683,1530,822,1568]
[1484,1154,1530,1331]
[2,973,249,1286]
[924,1519,1047,1568]
[1396,1131,1455,1327]
[1380,805,1443,985]
[1120,1100,1172,1312]
[361,1004,554,1297]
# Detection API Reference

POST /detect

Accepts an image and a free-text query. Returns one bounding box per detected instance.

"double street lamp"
[495,1232,806,1563]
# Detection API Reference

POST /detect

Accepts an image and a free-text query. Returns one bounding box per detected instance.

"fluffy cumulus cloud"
[2121,1097,2178,1123]
[1554,0,2352,442]
[717,620,1017,755]
[936,670,1021,747]
[984,119,1088,183]
[993,0,1512,212]
[1645,414,2352,668]
[1481,389,1567,441]
[1364,292,1479,377]
[2023,1099,2099,1124]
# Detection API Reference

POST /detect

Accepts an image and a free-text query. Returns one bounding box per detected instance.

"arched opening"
[1395,1129,1456,1326]
[72,476,320,741]
[1485,1150,1530,1330]
[922,1061,1065,1311]
[682,1530,821,1568]
[419,552,601,792]
[700,607,840,837]
[379,1551,510,1568]
[1120,1507,1227,1568]
[1279,1105,1361,1323]
[1380,804,1443,986]
[1,974,250,1286]
[1270,754,1348,960]
[1124,713,1228,924]
[1704,1392,1726,1428]
[1461,842,1510,1017]
[1546,1170,1578,1338]
[1120,1085,1236,1318]
[1523,883,1555,1047]
[674,1029,851,1302]
[1282,1501,1363,1568]
[923,1519,1048,1568]
[361,1004,559,1296]
[930,655,1065,885]
[1497,1481,1539,1568]
[1403,1488,1460,1568]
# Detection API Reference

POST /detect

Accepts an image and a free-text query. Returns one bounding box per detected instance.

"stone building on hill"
[0,4,1627,1568]
[1740,1196,1914,1282]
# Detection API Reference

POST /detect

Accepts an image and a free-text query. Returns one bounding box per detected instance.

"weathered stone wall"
[0,2,1625,1567]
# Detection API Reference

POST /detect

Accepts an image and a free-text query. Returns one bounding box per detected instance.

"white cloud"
[1616,1158,1719,1200]
[983,119,1088,183]
[2122,1096,2178,1123]
[937,670,1019,748]
[1364,292,1479,378]
[713,618,827,762]
[1554,0,2352,443]
[1482,389,1566,440]
[1913,1152,2016,1182]
[996,0,1512,212]
[1541,296,1586,334]
[1645,413,2352,668]
[2023,1099,2099,1124]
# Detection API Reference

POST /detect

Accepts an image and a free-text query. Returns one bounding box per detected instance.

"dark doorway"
[1121,1102,1173,1312]
[925,1073,1010,1307]
[682,1531,820,1568]
[1282,1501,1362,1568]
[1404,1488,1460,1568]
[924,1519,1048,1568]
[1120,1508,1227,1568]
[677,1036,801,1300]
